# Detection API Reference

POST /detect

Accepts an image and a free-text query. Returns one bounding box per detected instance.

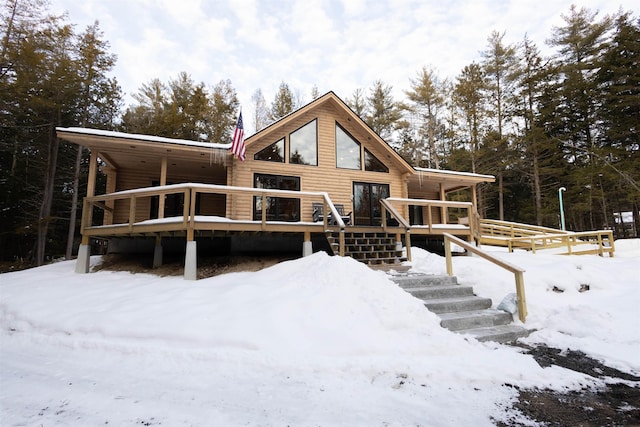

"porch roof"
[409,167,496,195]
[56,127,230,173]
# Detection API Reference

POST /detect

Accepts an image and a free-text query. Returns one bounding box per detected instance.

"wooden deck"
[80,183,476,254]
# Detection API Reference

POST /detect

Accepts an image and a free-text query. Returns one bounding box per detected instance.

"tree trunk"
[498,171,504,221]
[65,144,83,259]
[11,135,18,176]
[36,123,59,266]
[532,143,542,226]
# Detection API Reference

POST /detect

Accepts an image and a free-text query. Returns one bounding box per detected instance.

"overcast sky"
[49,0,637,134]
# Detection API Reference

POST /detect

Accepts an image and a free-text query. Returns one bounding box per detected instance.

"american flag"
[230,111,246,161]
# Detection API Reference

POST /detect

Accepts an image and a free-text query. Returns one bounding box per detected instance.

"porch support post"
[87,150,98,197]
[154,158,168,270]
[104,167,117,225]
[439,183,447,224]
[395,232,402,251]
[76,150,97,274]
[153,236,163,268]
[158,156,167,219]
[75,236,90,274]
[471,185,478,212]
[302,231,312,257]
[184,239,197,280]
[184,221,197,280]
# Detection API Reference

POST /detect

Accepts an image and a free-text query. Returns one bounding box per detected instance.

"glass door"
[353,182,390,226]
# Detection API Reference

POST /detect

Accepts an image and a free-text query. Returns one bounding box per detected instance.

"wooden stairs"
[325,230,407,269]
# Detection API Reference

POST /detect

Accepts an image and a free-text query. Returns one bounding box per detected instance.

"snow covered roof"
[414,167,495,181]
[56,127,232,150]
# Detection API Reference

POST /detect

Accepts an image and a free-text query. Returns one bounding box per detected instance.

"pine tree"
[269,81,295,122]
[250,88,269,133]
[596,11,640,235]
[0,0,122,265]
[365,80,402,143]
[548,5,613,230]
[510,35,563,226]
[122,78,168,135]
[481,30,518,220]
[208,79,239,144]
[310,85,320,100]
[65,21,122,259]
[452,63,488,215]
[346,88,367,116]
[404,67,446,168]
[122,72,238,144]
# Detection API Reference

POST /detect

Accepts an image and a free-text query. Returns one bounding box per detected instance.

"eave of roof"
[56,127,231,150]
[414,167,496,182]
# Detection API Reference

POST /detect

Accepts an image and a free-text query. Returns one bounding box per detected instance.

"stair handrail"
[321,193,346,256]
[443,233,527,323]
[380,198,412,261]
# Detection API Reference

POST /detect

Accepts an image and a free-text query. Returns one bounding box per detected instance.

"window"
[254,138,285,162]
[289,120,317,165]
[149,180,200,218]
[336,124,361,169]
[364,148,388,173]
[253,174,300,222]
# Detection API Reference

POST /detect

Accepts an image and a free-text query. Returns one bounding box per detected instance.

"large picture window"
[335,122,389,173]
[336,124,361,169]
[289,120,317,165]
[253,174,300,222]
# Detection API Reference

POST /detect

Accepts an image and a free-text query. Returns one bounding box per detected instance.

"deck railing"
[380,198,412,261]
[479,219,615,257]
[507,230,615,257]
[443,233,527,323]
[384,198,475,234]
[81,183,348,255]
[480,219,568,240]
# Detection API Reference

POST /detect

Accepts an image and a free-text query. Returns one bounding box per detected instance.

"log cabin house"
[57,91,495,279]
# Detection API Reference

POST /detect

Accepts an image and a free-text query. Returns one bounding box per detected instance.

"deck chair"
[312,202,352,225]
[333,204,352,225]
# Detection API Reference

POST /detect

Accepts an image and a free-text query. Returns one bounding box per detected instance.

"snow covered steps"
[390,274,529,343]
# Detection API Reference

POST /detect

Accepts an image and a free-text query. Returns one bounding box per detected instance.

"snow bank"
[2,243,638,426]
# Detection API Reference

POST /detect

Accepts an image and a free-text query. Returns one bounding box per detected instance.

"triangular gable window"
[364,148,388,173]
[336,124,361,170]
[254,138,285,162]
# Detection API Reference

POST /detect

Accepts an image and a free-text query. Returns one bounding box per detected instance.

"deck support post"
[302,231,312,257]
[184,240,197,280]
[75,236,90,274]
[153,236,163,268]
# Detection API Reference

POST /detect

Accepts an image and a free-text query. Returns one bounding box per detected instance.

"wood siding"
[111,163,227,224]
[228,102,408,222]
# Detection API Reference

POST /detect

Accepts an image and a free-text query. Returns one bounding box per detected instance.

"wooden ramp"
[479,219,615,257]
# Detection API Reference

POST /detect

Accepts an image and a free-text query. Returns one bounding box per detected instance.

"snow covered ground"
[1,240,639,426]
